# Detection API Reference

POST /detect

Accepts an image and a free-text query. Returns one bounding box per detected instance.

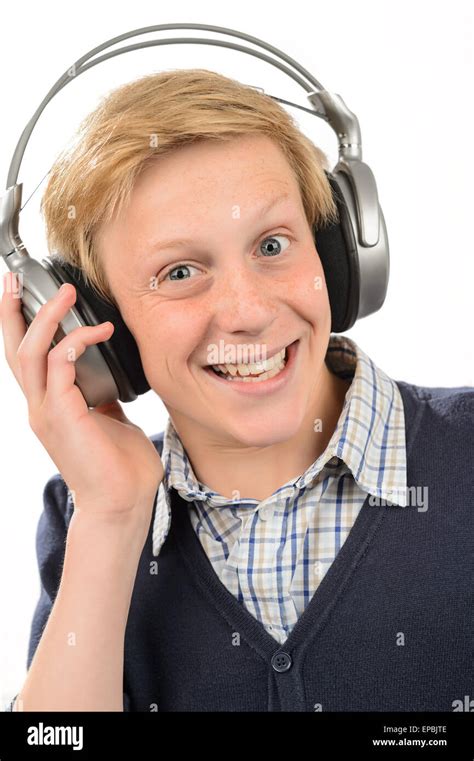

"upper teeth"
[211,346,287,376]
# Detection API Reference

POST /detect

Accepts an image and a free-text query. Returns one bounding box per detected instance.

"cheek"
[128,304,204,388]
[287,253,330,324]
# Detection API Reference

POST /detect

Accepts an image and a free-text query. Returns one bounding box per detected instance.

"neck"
[168,362,351,502]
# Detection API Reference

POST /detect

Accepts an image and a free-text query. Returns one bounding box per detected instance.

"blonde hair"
[40,68,339,306]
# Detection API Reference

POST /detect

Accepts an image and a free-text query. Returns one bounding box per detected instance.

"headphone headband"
[3,22,354,188]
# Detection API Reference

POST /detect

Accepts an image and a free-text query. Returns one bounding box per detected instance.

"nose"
[210,262,278,335]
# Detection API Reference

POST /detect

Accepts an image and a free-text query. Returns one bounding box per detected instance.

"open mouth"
[203,339,299,390]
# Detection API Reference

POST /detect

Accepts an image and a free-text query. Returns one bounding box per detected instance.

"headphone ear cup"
[46,257,150,401]
[313,172,360,333]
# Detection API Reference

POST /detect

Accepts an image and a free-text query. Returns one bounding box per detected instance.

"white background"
[0,0,473,706]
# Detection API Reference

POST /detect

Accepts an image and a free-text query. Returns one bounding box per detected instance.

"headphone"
[0,23,390,408]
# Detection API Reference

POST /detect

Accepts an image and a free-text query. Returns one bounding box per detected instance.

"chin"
[226,414,304,449]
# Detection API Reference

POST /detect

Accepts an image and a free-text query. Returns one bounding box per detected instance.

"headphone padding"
[314,172,360,333]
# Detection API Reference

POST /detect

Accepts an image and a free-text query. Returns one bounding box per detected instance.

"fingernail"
[3,272,13,293]
[58,283,72,297]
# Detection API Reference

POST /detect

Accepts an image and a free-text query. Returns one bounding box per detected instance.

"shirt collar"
[152,335,407,556]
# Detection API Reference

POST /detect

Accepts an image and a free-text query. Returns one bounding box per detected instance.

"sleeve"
[4,472,132,712]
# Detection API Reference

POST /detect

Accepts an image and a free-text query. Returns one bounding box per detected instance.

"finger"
[1,272,29,388]
[45,320,114,402]
[16,282,79,407]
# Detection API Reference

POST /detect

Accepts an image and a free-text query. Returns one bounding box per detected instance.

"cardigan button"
[271,651,292,672]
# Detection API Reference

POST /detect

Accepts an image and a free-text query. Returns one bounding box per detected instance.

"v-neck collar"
[166,379,422,659]
[170,485,384,658]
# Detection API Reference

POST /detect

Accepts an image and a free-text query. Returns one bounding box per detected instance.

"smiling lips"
[203,339,299,393]
[206,343,295,383]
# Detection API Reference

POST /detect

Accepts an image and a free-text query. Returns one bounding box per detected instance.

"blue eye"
[166,264,200,282]
[259,235,290,256]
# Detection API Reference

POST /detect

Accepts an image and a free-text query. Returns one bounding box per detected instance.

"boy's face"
[98,134,333,447]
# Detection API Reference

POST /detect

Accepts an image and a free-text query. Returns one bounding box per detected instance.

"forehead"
[131,134,299,215]
[97,134,304,258]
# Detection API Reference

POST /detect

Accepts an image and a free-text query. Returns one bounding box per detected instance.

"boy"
[4,69,473,712]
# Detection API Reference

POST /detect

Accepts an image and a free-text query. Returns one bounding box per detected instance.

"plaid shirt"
[152,334,407,645]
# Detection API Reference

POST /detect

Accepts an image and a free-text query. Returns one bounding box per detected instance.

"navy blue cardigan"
[14,380,474,711]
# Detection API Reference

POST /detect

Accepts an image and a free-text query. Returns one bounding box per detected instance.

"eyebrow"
[147,192,292,254]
